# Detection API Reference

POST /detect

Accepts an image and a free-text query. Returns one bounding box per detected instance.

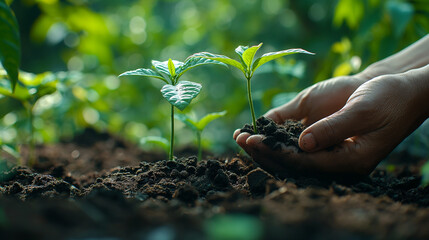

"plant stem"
[169,105,174,161]
[27,104,35,166]
[246,77,258,133]
[197,131,202,161]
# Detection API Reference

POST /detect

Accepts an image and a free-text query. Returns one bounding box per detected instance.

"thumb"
[298,107,364,152]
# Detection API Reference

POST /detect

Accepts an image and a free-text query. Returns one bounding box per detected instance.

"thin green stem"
[169,105,174,161]
[27,104,35,166]
[197,131,202,161]
[246,77,258,133]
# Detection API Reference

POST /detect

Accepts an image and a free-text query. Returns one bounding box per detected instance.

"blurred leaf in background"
[0,0,20,91]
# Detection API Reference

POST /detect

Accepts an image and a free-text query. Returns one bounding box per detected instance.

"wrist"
[355,62,390,82]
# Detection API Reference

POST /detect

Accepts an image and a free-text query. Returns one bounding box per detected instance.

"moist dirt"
[0,128,428,239]
[240,116,305,151]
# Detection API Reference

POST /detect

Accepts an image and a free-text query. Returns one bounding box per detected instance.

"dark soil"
[240,116,305,151]
[1,128,429,240]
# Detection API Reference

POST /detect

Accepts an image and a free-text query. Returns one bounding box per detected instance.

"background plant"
[119,57,224,160]
[0,70,59,165]
[175,110,227,161]
[192,43,313,132]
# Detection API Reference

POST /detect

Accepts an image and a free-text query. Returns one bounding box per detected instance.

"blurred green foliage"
[1,0,428,156]
[0,0,20,91]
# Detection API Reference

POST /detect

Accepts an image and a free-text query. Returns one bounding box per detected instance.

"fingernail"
[300,133,317,151]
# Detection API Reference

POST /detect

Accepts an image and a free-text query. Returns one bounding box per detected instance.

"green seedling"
[175,110,227,161]
[192,43,314,133]
[0,70,59,165]
[119,57,225,160]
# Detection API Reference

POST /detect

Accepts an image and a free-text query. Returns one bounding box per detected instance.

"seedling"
[192,43,314,133]
[119,57,225,160]
[0,70,59,165]
[175,110,227,161]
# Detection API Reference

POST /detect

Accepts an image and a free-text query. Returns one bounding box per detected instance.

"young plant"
[119,57,225,160]
[175,110,227,161]
[0,71,59,166]
[191,43,314,133]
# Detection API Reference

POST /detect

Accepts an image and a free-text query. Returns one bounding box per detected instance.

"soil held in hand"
[240,116,305,150]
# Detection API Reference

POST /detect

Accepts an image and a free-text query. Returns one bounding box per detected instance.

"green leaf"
[0,71,59,103]
[196,110,227,131]
[191,52,245,74]
[237,43,263,70]
[168,58,176,78]
[333,0,364,29]
[160,80,201,111]
[176,55,227,78]
[152,60,184,80]
[252,48,314,71]
[140,136,169,153]
[118,68,168,84]
[1,144,19,159]
[174,113,198,132]
[0,0,20,92]
[235,45,248,57]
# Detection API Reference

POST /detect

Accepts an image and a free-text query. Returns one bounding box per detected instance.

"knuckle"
[297,89,311,112]
[318,118,339,142]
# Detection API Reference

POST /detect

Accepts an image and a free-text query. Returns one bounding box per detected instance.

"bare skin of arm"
[234,35,429,176]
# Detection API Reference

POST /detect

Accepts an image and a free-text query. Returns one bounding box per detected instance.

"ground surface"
[0,127,428,240]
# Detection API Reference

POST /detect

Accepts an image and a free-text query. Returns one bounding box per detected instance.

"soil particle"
[241,116,305,150]
[213,169,230,189]
[173,184,199,205]
[246,168,275,196]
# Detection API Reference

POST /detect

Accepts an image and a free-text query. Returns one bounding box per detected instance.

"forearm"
[359,34,429,80]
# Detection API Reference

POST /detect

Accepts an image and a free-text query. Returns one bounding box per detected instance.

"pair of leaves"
[191,43,314,78]
[175,111,227,132]
[0,0,20,91]
[119,56,225,111]
[119,57,226,84]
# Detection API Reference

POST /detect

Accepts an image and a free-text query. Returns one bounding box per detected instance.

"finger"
[235,132,253,155]
[244,135,290,173]
[233,129,241,140]
[299,102,374,152]
[295,139,377,175]
[250,138,375,176]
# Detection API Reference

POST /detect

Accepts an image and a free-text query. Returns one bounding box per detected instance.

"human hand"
[264,75,366,126]
[234,66,429,176]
